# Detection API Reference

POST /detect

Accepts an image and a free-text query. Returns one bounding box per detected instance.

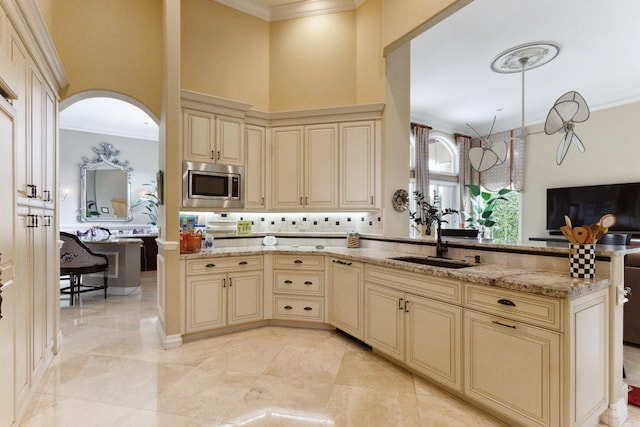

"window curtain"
[471,130,526,192]
[455,134,472,212]
[412,123,432,223]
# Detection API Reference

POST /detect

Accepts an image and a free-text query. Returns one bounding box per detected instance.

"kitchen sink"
[389,256,476,269]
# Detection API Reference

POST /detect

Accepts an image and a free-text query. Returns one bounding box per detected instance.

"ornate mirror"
[79,143,133,222]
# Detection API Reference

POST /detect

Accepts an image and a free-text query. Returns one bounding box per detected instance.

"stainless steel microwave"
[182,161,244,208]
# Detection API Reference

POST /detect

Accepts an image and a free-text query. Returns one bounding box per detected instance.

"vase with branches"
[410,191,458,236]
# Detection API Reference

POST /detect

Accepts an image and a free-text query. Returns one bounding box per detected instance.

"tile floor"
[17,277,640,426]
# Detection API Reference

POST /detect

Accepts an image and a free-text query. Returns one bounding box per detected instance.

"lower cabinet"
[184,256,263,334]
[329,258,364,340]
[464,309,560,427]
[272,254,325,323]
[365,281,463,392]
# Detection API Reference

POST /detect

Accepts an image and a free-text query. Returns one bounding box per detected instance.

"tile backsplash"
[181,211,384,236]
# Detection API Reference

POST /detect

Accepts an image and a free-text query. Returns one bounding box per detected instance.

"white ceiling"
[411,0,640,134]
[60,0,640,139]
[59,97,159,141]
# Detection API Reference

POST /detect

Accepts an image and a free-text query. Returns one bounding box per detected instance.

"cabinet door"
[340,121,375,209]
[244,124,265,209]
[365,282,404,361]
[11,30,28,199]
[29,68,43,201]
[43,88,56,205]
[216,115,244,166]
[228,271,263,326]
[14,208,31,408]
[464,310,560,427]
[329,259,364,340]
[305,124,338,209]
[406,294,462,392]
[185,274,226,333]
[271,126,304,209]
[183,108,215,162]
[30,209,47,383]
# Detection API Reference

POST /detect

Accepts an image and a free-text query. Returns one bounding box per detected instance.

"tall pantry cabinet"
[0,1,66,425]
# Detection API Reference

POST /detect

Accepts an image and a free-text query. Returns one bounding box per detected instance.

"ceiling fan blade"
[556,131,573,165]
[491,140,508,164]
[469,147,499,172]
[571,132,585,152]
[545,101,579,135]
[556,91,590,122]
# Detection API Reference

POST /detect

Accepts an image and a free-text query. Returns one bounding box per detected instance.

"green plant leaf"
[481,210,493,219]
[465,184,481,197]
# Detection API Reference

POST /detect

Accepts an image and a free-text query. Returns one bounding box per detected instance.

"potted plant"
[410,191,458,237]
[132,181,159,226]
[464,184,512,238]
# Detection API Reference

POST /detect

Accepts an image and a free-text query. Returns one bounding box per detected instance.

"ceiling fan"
[468,42,560,172]
[544,91,590,165]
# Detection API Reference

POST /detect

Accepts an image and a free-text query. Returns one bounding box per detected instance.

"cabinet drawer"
[274,271,324,295]
[365,265,462,304]
[273,255,324,270]
[186,256,263,275]
[464,283,562,331]
[273,295,324,322]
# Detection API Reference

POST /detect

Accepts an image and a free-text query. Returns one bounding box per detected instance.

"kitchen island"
[173,236,638,427]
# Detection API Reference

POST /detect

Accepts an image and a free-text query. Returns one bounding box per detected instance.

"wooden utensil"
[588,223,600,243]
[572,226,590,244]
[560,225,577,243]
[600,213,616,229]
[564,215,573,229]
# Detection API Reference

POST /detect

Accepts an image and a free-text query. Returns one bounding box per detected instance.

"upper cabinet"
[244,124,266,210]
[340,121,376,209]
[181,90,252,166]
[271,124,338,210]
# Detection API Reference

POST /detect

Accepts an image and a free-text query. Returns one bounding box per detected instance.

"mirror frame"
[78,142,133,222]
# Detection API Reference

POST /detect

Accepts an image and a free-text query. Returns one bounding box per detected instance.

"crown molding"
[215,0,366,22]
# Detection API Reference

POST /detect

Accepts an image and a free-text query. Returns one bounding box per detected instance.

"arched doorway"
[58,91,160,304]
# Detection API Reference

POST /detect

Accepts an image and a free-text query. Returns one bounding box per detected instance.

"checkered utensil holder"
[569,244,595,279]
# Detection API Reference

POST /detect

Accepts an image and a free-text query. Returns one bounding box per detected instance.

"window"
[410,132,460,228]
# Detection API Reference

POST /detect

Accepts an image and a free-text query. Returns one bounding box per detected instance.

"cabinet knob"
[284,305,293,310]
[303,306,312,311]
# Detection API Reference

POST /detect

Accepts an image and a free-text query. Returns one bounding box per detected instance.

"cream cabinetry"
[182,108,244,166]
[184,256,263,334]
[272,255,325,322]
[244,124,266,209]
[329,258,364,340]
[271,124,338,210]
[364,265,463,392]
[339,121,376,209]
[463,283,608,427]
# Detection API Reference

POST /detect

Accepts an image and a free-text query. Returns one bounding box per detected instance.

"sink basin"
[389,256,475,269]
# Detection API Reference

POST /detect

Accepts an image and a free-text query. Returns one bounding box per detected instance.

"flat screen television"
[546,182,640,234]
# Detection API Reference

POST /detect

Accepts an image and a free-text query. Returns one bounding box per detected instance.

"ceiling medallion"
[490,42,560,74]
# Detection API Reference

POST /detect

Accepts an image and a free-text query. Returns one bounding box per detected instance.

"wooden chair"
[59,232,109,305]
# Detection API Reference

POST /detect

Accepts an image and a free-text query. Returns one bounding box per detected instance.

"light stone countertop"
[83,237,143,244]
[181,245,610,299]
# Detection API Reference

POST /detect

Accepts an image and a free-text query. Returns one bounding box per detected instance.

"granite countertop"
[83,237,143,244]
[181,245,610,299]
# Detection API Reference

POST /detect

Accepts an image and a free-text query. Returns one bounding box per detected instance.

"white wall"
[59,129,159,231]
[522,101,640,240]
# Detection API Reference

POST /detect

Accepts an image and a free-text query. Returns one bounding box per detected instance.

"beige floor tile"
[334,350,415,394]
[18,397,136,427]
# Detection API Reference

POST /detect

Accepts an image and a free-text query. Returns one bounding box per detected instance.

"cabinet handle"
[43,190,51,201]
[284,305,293,310]
[497,299,516,307]
[205,263,216,268]
[304,306,312,311]
[492,320,516,329]
[229,278,232,287]
[211,150,215,160]
[398,298,403,310]
[300,197,303,206]
[261,197,265,206]
[371,196,374,205]
[27,184,37,198]
[305,196,308,205]
[238,261,248,265]
[217,151,221,160]
[332,259,352,266]
[405,300,410,313]
[294,259,303,264]
[223,278,226,288]
[44,216,52,227]
[284,280,293,284]
[304,281,313,285]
